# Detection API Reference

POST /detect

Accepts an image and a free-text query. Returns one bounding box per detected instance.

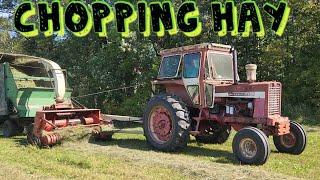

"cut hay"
[42,124,115,143]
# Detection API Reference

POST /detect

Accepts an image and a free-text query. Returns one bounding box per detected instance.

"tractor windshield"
[206,53,233,80]
[158,55,181,78]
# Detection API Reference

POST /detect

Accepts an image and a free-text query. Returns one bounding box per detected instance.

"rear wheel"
[232,127,270,165]
[3,120,18,137]
[195,121,231,144]
[273,121,306,155]
[143,94,190,152]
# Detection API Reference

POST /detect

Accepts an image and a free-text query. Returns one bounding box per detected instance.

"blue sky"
[0,11,17,37]
[0,12,9,18]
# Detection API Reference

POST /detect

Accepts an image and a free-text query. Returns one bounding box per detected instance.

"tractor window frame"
[182,52,201,79]
[158,54,182,79]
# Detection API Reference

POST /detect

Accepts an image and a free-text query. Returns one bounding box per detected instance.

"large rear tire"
[273,121,306,155]
[195,121,231,144]
[3,120,18,137]
[232,127,270,165]
[143,94,190,152]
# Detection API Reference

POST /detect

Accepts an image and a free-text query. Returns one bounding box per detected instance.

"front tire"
[232,127,270,165]
[143,94,190,152]
[273,121,306,155]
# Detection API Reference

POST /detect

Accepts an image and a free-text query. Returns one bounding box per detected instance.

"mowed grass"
[0,125,318,179]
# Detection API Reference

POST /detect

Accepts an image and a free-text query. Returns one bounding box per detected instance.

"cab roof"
[160,43,232,56]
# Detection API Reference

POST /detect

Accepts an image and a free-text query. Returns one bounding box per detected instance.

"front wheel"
[232,127,270,165]
[143,94,191,152]
[273,121,306,155]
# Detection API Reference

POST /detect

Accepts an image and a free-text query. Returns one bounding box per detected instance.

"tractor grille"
[268,84,281,115]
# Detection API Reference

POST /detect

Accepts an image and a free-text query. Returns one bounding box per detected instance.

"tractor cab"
[153,43,237,108]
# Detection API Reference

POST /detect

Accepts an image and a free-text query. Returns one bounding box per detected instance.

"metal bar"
[113,129,143,134]
[107,128,144,135]
[103,114,142,123]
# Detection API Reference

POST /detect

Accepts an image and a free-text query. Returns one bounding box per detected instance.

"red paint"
[32,102,104,146]
[151,107,172,142]
[253,99,265,118]
[41,133,61,145]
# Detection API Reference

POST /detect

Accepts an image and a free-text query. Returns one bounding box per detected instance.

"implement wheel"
[232,127,270,165]
[195,121,231,144]
[26,124,42,147]
[143,94,190,152]
[3,120,18,137]
[273,121,306,155]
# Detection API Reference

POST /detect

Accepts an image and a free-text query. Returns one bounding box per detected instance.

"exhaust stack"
[245,64,257,83]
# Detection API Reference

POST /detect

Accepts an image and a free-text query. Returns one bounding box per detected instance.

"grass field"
[0,125,318,180]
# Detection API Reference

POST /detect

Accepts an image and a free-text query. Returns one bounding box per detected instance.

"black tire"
[3,120,18,137]
[143,94,190,152]
[273,121,306,155]
[232,127,270,165]
[195,121,231,144]
[26,124,42,147]
[26,124,35,144]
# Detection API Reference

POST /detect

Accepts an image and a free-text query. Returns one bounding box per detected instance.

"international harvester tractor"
[143,43,306,165]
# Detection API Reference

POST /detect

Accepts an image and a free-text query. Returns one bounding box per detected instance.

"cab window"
[207,53,233,80]
[183,53,200,78]
[158,55,181,78]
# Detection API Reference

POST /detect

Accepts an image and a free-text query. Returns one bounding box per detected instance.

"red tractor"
[143,43,306,165]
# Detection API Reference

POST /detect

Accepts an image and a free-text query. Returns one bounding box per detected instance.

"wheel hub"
[150,106,172,143]
[280,132,296,148]
[239,138,257,158]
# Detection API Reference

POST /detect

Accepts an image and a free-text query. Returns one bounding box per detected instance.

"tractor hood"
[214,81,281,98]
[214,81,282,116]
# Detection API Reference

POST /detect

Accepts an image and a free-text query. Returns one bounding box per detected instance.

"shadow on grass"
[10,136,29,146]
[89,137,237,165]
[0,123,237,165]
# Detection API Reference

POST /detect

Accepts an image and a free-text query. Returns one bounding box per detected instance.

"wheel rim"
[149,106,173,144]
[239,138,257,159]
[280,132,296,148]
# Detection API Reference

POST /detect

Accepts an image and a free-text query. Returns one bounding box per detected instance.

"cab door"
[182,52,201,105]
